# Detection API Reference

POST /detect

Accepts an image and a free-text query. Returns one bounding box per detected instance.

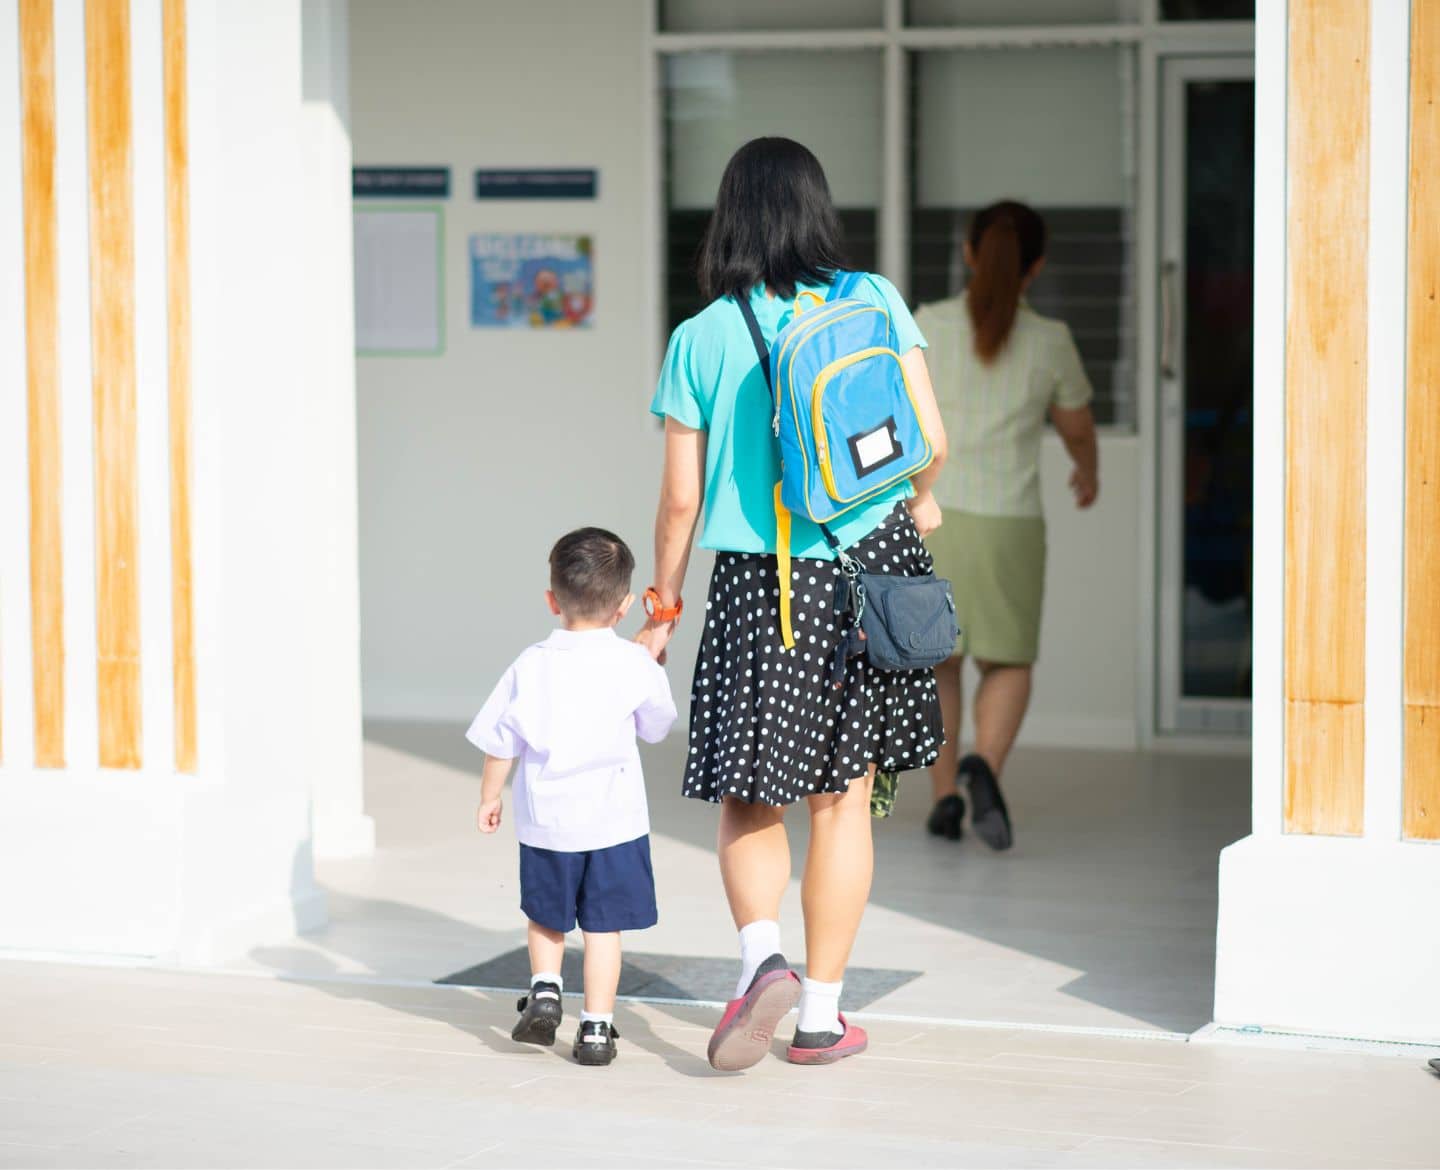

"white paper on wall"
[353,208,443,354]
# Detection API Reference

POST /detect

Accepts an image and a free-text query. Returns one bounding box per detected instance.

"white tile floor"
[6,731,1440,1168]
[233,726,1252,1035]
[1,961,1438,1168]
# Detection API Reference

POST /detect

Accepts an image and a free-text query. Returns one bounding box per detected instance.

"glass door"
[1158,56,1255,735]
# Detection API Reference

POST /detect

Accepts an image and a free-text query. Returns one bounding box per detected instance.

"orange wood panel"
[1404,0,1440,839]
[1283,0,1369,835]
[20,0,65,768]
[163,0,196,773]
[86,0,142,769]
[1286,701,1365,835]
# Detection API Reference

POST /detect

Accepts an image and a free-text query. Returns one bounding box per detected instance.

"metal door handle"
[1160,260,1179,380]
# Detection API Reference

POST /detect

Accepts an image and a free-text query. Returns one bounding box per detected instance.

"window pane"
[661,0,882,33]
[909,47,1136,426]
[907,0,1133,26]
[664,52,882,331]
[1160,0,1254,20]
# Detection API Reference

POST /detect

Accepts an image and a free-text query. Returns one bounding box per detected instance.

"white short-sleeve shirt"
[466,627,678,853]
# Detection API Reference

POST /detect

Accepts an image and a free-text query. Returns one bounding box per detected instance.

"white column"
[301,0,373,858]
[0,0,339,964]
[0,0,34,772]
[1213,0,1440,1047]
[132,0,177,778]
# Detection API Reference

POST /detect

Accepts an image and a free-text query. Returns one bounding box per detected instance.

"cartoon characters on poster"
[470,234,594,329]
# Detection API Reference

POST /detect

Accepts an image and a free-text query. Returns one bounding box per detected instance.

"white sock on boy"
[797,977,842,1035]
[580,1010,614,1026]
[531,972,563,994]
[735,919,782,997]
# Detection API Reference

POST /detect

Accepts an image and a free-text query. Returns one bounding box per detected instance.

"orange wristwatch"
[643,588,683,624]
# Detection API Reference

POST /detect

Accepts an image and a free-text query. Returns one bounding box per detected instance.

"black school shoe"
[573,1020,619,1066]
[926,792,966,840]
[960,753,1013,851]
[511,981,563,1046]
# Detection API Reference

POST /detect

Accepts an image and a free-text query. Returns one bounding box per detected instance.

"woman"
[636,138,947,1071]
[916,201,1099,851]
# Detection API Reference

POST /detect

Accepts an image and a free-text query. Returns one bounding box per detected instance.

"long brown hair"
[966,201,1047,364]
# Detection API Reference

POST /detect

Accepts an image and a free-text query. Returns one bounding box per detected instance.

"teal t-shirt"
[650,273,927,559]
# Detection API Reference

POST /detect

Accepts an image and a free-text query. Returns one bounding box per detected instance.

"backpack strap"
[734,293,798,650]
[828,270,863,301]
[735,294,774,404]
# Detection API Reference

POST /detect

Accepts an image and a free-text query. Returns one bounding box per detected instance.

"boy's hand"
[635,618,675,665]
[477,798,503,833]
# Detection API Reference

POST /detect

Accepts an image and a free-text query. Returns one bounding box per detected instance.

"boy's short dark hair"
[549,528,635,621]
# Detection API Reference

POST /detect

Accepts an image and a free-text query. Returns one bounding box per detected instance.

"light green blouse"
[914,297,1093,518]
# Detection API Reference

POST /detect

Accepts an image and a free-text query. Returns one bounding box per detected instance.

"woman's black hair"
[697,137,850,302]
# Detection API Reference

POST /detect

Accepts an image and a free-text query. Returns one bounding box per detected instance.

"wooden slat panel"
[1403,708,1440,838]
[163,0,195,773]
[1404,0,1440,839]
[86,0,142,769]
[20,0,65,768]
[1283,0,1369,835]
[1286,701,1365,835]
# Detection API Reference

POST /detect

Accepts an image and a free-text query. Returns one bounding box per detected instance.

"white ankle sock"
[735,919,782,997]
[797,977,842,1035]
[579,1010,613,1026]
[531,972,563,993]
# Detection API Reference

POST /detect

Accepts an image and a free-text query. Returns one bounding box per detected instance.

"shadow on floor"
[253,851,729,1079]
[366,718,1251,1034]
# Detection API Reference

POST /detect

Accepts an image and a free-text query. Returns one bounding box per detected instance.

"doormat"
[438,948,922,1011]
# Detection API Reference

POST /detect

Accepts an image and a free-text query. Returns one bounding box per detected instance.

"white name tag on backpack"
[853,424,898,472]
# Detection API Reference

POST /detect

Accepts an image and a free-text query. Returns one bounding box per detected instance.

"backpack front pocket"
[811,348,930,505]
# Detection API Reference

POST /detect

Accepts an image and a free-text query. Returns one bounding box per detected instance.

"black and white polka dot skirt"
[683,503,944,807]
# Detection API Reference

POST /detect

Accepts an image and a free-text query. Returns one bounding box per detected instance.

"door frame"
[1155,53,1256,737]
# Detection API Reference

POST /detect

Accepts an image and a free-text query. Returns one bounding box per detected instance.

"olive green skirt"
[926,510,1046,665]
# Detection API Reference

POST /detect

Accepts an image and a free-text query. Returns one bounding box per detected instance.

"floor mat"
[438,948,922,1010]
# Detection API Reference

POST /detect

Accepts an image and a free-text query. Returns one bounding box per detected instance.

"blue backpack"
[736,271,936,649]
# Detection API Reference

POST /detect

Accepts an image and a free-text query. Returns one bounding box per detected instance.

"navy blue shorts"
[519,834,658,934]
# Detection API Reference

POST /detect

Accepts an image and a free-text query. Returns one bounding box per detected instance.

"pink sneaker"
[786,1013,868,1065]
[706,954,801,1072]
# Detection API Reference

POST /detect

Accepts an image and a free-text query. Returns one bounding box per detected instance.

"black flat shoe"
[960,754,1013,851]
[511,981,563,1046]
[926,793,965,840]
[573,1019,619,1066]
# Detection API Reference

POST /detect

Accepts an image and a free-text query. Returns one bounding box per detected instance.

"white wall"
[350,0,1142,751]
[351,0,675,722]
[1029,435,1139,749]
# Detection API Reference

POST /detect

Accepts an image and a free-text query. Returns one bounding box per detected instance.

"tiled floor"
[1,960,1438,1169]
[231,725,1251,1035]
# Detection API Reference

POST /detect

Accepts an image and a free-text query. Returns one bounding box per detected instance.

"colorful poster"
[469,233,593,329]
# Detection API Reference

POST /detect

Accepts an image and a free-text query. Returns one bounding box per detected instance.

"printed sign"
[469,233,594,329]
[473,168,598,200]
[353,167,451,198]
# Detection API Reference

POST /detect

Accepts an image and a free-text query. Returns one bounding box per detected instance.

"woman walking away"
[636,137,948,1070]
[916,200,1099,851]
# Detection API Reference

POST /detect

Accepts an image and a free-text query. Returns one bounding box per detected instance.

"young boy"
[469,527,677,1066]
